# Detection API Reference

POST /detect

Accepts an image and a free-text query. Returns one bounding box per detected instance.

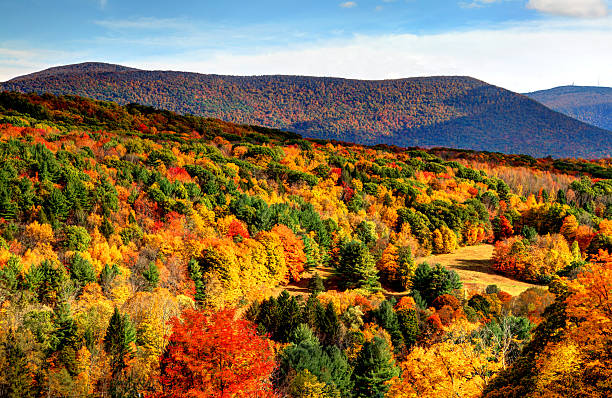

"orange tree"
[157,308,276,397]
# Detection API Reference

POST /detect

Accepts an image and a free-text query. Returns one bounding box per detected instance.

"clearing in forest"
[417,244,539,296]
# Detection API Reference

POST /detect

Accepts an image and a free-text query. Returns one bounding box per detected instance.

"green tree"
[279,324,352,396]
[69,252,96,287]
[411,263,462,306]
[337,240,380,290]
[0,331,34,397]
[142,261,160,291]
[374,300,404,353]
[104,307,136,376]
[353,337,399,398]
[308,272,325,295]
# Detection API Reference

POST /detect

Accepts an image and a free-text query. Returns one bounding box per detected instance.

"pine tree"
[51,302,80,375]
[337,240,380,290]
[100,216,115,239]
[0,331,34,397]
[353,337,399,398]
[142,261,160,291]
[276,290,302,342]
[69,252,96,287]
[104,307,136,376]
[308,272,325,295]
[374,300,404,353]
[317,302,342,347]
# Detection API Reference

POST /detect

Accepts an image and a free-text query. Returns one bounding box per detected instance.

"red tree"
[158,308,276,398]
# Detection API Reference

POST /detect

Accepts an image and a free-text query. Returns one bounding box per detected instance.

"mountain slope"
[2,62,612,158]
[525,85,612,132]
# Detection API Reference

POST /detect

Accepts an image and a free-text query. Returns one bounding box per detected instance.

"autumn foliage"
[158,308,276,398]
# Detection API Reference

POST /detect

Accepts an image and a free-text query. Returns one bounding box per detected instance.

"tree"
[373,300,404,353]
[159,308,276,397]
[337,240,380,290]
[411,263,462,306]
[0,330,34,397]
[308,273,325,295]
[104,307,136,377]
[69,252,96,287]
[353,337,399,398]
[279,324,352,396]
[142,261,160,291]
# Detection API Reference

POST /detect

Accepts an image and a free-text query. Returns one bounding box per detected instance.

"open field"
[284,244,539,299]
[417,244,540,296]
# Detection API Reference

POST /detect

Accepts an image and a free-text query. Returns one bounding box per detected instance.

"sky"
[0,0,611,92]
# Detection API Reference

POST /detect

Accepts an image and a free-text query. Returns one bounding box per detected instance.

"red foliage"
[432,294,461,311]
[158,308,276,398]
[342,182,355,202]
[227,219,250,240]
[167,166,191,182]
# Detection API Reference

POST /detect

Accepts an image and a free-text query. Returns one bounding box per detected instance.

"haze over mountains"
[525,86,612,132]
[2,62,611,159]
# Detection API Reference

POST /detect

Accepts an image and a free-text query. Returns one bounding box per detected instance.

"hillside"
[526,85,612,131]
[3,62,612,159]
[0,92,610,396]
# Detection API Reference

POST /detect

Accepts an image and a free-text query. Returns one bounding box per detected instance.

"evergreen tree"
[397,308,420,348]
[411,263,462,306]
[142,261,160,291]
[69,252,96,287]
[353,337,399,398]
[104,307,136,376]
[276,290,302,342]
[50,302,80,375]
[337,240,380,290]
[279,324,352,396]
[0,331,34,397]
[317,302,342,347]
[187,258,206,304]
[308,272,325,295]
[374,300,404,353]
[100,216,115,239]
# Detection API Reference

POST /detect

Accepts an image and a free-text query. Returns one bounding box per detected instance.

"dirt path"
[416,244,539,296]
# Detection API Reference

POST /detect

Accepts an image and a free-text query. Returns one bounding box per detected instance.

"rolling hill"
[526,85,612,132]
[2,62,612,158]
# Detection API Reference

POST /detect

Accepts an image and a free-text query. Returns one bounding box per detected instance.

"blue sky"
[0,0,611,91]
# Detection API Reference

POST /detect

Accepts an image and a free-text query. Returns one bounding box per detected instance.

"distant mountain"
[3,62,612,158]
[526,86,612,131]
[9,62,140,82]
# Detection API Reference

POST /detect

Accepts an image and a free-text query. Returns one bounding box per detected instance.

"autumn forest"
[0,92,610,398]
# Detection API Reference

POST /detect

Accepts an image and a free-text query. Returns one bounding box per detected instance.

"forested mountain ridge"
[526,85,612,131]
[0,91,610,397]
[3,62,612,159]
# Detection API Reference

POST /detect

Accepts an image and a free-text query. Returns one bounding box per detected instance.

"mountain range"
[2,62,611,159]
[525,85,612,132]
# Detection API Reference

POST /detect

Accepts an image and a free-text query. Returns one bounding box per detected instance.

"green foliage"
[63,225,91,251]
[373,300,404,353]
[142,262,160,291]
[337,240,380,291]
[411,263,462,306]
[104,307,136,376]
[352,337,399,398]
[279,324,353,396]
[69,252,96,287]
[308,272,325,295]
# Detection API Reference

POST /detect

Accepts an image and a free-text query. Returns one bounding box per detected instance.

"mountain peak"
[8,62,140,82]
[2,63,611,158]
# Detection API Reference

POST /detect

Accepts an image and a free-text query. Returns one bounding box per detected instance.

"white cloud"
[123,18,612,92]
[461,0,500,9]
[339,2,357,8]
[527,0,609,18]
[2,18,611,92]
